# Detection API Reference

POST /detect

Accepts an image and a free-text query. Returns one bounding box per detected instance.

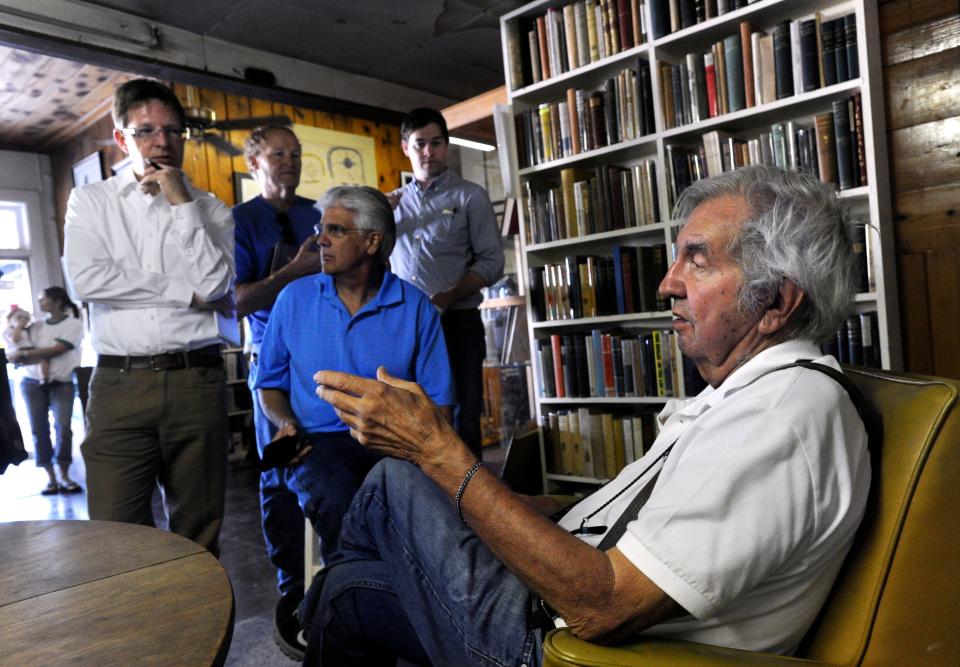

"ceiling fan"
[182,106,292,157]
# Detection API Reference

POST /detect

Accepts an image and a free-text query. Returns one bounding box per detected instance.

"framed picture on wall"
[401,171,414,186]
[233,172,260,203]
[72,152,105,187]
[111,156,133,176]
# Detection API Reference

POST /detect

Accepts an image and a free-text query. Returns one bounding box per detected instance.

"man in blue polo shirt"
[255,185,453,659]
[233,124,322,446]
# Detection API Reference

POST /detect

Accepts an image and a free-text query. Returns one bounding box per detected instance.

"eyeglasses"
[314,223,370,239]
[123,126,187,141]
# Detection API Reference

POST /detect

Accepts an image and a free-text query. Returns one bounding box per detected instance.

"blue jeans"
[261,430,384,596]
[303,459,542,667]
[21,378,75,467]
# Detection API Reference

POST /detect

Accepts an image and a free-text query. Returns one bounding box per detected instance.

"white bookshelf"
[499,0,899,493]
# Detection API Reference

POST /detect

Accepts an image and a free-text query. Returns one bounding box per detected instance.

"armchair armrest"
[543,629,838,667]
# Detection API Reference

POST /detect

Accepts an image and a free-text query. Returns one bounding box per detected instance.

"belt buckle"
[149,355,164,372]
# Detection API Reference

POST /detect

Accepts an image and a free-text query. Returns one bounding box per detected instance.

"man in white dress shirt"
[63,79,235,553]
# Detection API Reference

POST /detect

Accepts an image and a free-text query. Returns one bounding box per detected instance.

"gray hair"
[316,186,396,264]
[674,165,858,343]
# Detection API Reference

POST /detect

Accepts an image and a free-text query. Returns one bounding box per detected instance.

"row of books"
[515,60,655,169]
[537,328,695,401]
[522,160,660,245]
[649,0,753,38]
[660,14,859,130]
[543,408,657,479]
[528,245,669,323]
[506,0,648,90]
[823,312,882,369]
[665,94,868,206]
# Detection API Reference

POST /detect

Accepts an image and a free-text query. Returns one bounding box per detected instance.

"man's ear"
[114,128,129,155]
[758,278,804,336]
[400,139,409,155]
[365,230,383,257]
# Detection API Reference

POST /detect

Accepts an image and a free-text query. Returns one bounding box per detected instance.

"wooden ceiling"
[0,46,135,151]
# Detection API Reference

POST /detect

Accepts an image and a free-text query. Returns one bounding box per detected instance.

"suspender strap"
[596,465,665,551]
[592,360,879,552]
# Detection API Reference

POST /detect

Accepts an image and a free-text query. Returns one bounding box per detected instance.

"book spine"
[538,340,555,397]
[821,18,837,87]
[611,335,625,396]
[650,0,671,39]
[740,21,755,108]
[799,18,820,92]
[536,16,551,80]
[617,0,634,51]
[527,30,542,84]
[844,14,859,79]
[703,51,719,117]
[852,92,867,186]
[601,334,616,397]
[563,5,579,72]
[591,329,604,396]
[773,21,794,99]
[586,0,601,62]
[832,98,854,190]
[789,20,803,96]
[505,20,525,90]
[814,111,837,186]
[723,33,745,113]
[715,41,729,115]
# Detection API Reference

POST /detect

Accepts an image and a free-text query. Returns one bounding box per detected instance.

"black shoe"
[273,591,307,660]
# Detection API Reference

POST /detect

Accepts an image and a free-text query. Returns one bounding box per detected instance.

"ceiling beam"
[0,0,455,118]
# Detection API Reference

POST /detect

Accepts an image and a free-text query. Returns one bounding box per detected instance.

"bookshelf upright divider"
[500,0,899,495]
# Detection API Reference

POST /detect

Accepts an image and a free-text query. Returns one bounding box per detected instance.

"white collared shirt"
[63,169,234,356]
[558,340,870,654]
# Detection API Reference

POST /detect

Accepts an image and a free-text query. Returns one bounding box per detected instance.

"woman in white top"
[8,287,84,494]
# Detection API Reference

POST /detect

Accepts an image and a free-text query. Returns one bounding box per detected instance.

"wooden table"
[0,520,235,666]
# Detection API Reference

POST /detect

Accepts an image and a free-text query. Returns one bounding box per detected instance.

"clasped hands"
[314,366,458,467]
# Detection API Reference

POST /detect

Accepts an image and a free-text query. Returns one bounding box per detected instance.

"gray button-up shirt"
[391,169,504,310]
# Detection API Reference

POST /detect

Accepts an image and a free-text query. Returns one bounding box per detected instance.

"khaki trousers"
[81,364,228,553]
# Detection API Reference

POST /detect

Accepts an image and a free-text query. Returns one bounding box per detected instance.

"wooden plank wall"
[49,83,409,251]
[880,0,960,378]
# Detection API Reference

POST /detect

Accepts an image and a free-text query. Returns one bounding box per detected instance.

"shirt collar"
[413,167,455,194]
[658,339,824,424]
[316,270,403,311]
[114,167,140,195]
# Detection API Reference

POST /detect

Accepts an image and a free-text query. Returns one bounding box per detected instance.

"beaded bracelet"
[455,460,484,527]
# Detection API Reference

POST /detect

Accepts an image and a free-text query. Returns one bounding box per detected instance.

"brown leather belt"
[97,344,223,371]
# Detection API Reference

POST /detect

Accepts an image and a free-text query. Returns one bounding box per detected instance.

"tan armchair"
[543,367,960,666]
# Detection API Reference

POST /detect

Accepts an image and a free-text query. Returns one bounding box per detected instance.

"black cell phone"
[258,433,303,471]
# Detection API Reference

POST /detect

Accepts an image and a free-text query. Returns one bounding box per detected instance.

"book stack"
[521,159,659,244]
[659,14,859,130]
[536,328,682,399]
[528,245,669,322]
[505,0,648,90]
[822,311,882,368]
[515,59,656,169]
[664,93,868,206]
[543,408,657,479]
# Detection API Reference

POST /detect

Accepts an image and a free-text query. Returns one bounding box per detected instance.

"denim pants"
[261,430,384,597]
[21,378,75,467]
[441,308,486,459]
[303,458,542,667]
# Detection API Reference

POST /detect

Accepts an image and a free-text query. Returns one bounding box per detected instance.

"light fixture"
[449,136,496,152]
